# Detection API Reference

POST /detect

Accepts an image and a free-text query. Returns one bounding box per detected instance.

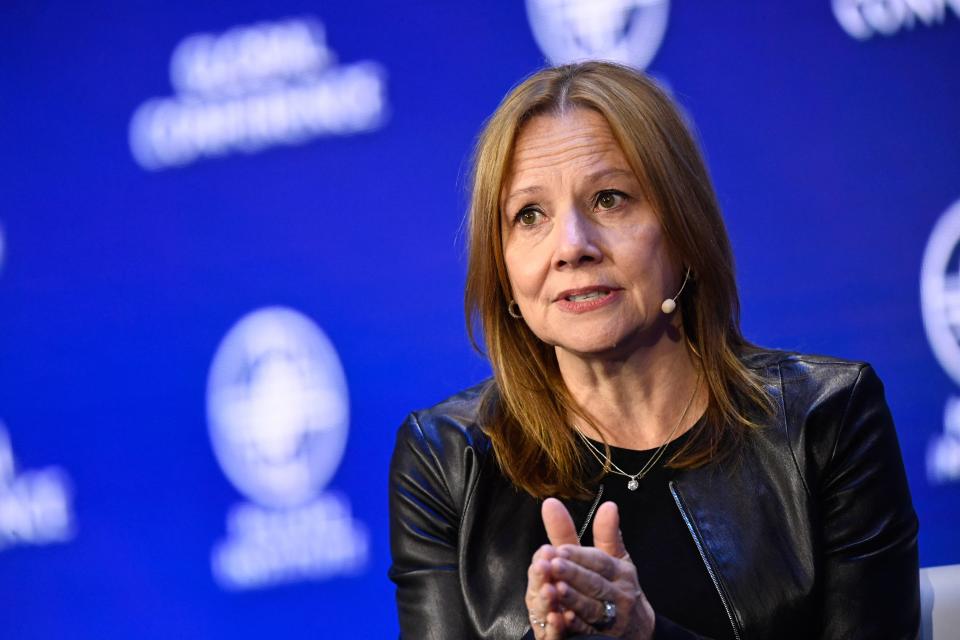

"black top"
[578,419,734,640]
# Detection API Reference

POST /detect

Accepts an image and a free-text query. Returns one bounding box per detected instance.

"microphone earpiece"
[661,267,691,315]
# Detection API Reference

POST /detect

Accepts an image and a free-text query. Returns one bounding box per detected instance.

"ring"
[592,600,616,631]
[529,612,546,630]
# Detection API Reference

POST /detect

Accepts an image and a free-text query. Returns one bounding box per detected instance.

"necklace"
[574,375,701,491]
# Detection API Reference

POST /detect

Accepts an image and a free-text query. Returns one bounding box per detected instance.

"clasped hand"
[525,498,655,639]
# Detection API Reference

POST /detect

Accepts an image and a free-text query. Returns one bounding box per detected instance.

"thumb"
[542,497,579,547]
[592,501,627,558]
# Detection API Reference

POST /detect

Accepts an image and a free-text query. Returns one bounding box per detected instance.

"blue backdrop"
[1,1,958,637]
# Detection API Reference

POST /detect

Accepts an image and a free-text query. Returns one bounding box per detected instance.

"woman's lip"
[554,288,622,313]
[554,286,619,301]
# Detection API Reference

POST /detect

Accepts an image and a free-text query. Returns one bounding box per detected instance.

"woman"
[388,62,919,639]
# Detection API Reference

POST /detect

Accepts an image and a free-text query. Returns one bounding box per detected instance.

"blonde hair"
[465,61,771,498]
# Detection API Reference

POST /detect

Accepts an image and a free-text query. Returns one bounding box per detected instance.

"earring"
[508,300,523,319]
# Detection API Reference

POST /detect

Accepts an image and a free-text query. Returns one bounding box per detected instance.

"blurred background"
[1,1,958,637]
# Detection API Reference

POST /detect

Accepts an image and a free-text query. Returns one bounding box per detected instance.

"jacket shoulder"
[743,349,877,419]
[403,380,494,452]
[741,347,869,380]
[743,349,893,492]
[748,350,879,431]
[391,380,495,509]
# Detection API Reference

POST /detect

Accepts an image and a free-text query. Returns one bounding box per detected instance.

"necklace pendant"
[627,478,639,491]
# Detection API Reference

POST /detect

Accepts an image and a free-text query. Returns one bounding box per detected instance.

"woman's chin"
[554,335,631,360]
[552,324,675,362]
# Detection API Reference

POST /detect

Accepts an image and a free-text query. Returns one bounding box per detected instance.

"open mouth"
[557,286,618,305]
[565,290,611,302]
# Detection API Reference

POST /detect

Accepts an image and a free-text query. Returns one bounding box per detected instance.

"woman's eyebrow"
[501,168,637,210]
[584,167,635,184]
[502,185,543,209]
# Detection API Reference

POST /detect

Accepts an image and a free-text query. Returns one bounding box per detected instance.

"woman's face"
[500,108,680,359]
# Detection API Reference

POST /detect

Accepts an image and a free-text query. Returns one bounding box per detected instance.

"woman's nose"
[554,208,601,268]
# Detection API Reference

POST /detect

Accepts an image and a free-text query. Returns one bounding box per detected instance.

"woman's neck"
[556,334,706,450]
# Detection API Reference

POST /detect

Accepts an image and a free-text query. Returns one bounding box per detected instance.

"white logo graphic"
[129,17,388,170]
[833,0,960,40]
[526,0,670,69]
[207,306,368,589]
[0,421,75,551]
[921,198,960,483]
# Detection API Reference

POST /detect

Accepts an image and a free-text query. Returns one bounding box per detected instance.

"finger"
[528,613,546,640]
[529,544,558,578]
[537,581,564,623]
[550,556,616,602]
[532,543,558,564]
[526,549,561,609]
[525,560,545,601]
[555,579,607,625]
[554,545,621,581]
[528,608,553,640]
[563,606,601,637]
[530,566,576,640]
[542,498,579,547]
[527,581,559,639]
[592,501,628,559]
[544,610,568,640]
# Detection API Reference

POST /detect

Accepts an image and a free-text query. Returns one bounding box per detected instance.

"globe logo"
[525,0,670,69]
[207,307,349,509]
[0,421,75,550]
[921,200,960,386]
[832,0,960,41]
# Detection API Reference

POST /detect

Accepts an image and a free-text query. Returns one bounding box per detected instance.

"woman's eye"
[516,208,542,226]
[596,191,626,210]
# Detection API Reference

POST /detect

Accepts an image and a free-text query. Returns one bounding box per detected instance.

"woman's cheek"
[506,248,549,300]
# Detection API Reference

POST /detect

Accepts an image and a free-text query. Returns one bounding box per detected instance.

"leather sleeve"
[816,365,919,639]
[388,412,470,640]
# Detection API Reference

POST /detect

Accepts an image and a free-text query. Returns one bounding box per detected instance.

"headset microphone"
[661,267,691,314]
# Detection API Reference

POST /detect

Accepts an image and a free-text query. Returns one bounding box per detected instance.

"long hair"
[464,61,772,498]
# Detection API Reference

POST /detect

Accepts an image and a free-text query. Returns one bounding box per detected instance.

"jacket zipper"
[669,481,742,640]
[576,484,604,542]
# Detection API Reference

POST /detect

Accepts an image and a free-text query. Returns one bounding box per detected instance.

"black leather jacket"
[388,352,920,639]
